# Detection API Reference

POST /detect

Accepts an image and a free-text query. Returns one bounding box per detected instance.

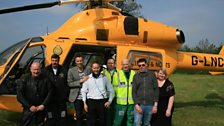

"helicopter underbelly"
[0,95,22,112]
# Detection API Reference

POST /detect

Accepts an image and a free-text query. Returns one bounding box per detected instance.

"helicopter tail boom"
[176,50,224,72]
[209,45,224,75]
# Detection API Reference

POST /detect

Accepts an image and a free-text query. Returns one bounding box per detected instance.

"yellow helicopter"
[0,0,224,113]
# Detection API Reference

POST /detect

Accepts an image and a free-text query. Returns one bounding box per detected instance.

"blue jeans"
[134,104,153,126]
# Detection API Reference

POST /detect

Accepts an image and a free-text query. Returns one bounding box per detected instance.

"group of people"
[16,53,175,126]
[17,54,68,126]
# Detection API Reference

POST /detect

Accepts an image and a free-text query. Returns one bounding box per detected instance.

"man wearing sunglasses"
[132,58,159,126]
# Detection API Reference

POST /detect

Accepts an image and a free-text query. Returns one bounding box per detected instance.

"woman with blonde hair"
[151,69,175,126]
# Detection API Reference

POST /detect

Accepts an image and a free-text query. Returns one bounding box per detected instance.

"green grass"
[0,73,224,126]
[0,110,21,126]
[170,73,224,126]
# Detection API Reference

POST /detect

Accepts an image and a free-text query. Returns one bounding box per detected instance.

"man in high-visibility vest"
[113,59,135,126]
[103,58,119,126]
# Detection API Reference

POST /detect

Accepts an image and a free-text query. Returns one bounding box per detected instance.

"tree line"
[179,39,224,54]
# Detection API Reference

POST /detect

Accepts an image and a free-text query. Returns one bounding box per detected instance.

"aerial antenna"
[47,26,49,36]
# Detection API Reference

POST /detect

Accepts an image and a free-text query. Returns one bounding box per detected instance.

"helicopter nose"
[176,29,185,44]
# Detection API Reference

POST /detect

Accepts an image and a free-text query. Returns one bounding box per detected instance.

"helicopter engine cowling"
[48,8,185,49]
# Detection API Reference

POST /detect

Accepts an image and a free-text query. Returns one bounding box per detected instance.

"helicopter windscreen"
[0,39,29,66]
[0,37,44,66]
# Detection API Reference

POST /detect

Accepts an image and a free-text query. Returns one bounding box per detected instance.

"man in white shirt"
[81,61,115,126]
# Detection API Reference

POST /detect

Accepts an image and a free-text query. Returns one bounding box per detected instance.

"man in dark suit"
[17,62,52,126]
[45,54,68,126]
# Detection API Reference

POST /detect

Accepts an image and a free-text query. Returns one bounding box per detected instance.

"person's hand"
[135,104,142,114]
[84,103,88,112]
[104,101,111,108]
[80,76,89,84]
[37,105,45,111]
[166,109,171,117]
[30,106,37,112]
[152,105,157,114]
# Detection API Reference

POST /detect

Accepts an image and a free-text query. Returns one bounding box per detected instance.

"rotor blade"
[0,1,60,14]
[0,0,126,14]
[60,0,125,4]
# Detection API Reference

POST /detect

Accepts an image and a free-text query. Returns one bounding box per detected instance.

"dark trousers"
[87,99,108,126]
[20,108,45,126]
[107,98,116,126]
[74,99,85,126]
[46,102,67,126]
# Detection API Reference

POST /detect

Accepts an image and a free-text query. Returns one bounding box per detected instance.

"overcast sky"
[0,0,224,52]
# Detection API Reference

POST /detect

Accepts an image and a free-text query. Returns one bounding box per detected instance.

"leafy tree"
[179,44,192,52]
[112,1,142,17]
[75,0,142,17]
[193,39,209,53]
[192,39,218,54]
[179,39,224,54]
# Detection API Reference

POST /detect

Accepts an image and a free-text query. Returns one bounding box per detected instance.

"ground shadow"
[175,93,224,109]
[0,111,79,126]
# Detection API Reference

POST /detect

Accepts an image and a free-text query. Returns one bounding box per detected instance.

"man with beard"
[44,54,68,126]
[81,61,115,126]
[17,62,52,126]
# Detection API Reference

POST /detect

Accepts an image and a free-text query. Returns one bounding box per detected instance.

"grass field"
[0,73,224,126]
[170,73,224,126]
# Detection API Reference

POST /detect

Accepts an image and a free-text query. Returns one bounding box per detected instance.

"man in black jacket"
[17,62,52,126]
[44,54,68,126]
[132,58,159,126]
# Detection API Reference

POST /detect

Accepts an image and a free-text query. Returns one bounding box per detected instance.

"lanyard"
[94,78,106,99]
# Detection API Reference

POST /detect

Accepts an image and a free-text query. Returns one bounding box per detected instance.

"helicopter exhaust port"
[176,29,185,44]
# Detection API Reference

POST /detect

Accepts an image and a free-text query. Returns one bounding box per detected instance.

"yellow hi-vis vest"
[103,69,119,92]
[115,70,135,105]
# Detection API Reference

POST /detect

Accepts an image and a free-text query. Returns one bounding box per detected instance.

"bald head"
[107,58,115,71]
[121,59,129,72]
[30,62,41,77]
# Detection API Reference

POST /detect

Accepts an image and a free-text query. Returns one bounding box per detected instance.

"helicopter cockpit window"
[127,50,163,71]
[0,39,29,66]
[16,45,46,76]
[0,45,46,95]
[0,37,44,66]
[30,36,44,43]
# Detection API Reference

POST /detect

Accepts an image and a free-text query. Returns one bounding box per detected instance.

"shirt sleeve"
[67,68,81,88]
[132,74,140,105]
[105,77,115,102]
[166,80,175,96]
[42,78,53,106]
[152,71,159,102]
[16,77,31,108]
[81,80,89,102]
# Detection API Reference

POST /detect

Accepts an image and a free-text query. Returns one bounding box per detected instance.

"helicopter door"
[0,39,31,94]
